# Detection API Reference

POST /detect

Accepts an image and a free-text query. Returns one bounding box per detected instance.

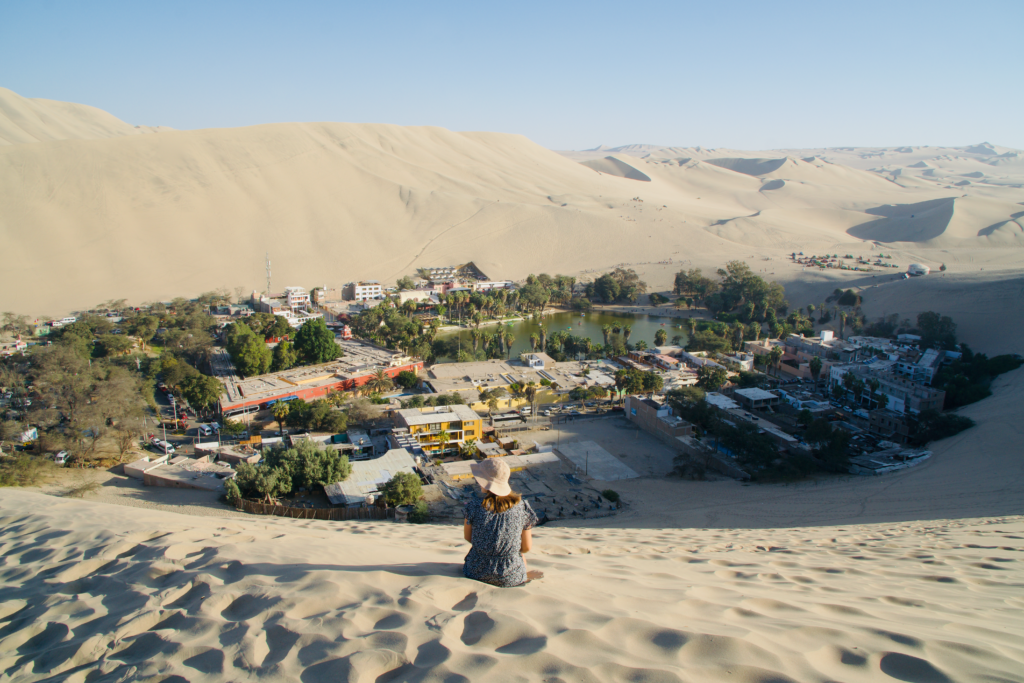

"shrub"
[911,410,975,446]
[224,478,242,506]
[601,489,620,503]
[380,471,422,506]
[0,454,54,487]
[408,500,430,523]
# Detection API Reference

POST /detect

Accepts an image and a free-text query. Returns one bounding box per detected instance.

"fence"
[236,499,394,521]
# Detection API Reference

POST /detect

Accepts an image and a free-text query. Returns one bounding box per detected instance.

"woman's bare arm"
[520,528,532,553]
[464,520,473,543]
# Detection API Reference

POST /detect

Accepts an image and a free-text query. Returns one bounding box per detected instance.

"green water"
[438,310,690,360]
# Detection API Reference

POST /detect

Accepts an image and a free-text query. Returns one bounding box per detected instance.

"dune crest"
[580,156,652,181]
[0,87,170,146]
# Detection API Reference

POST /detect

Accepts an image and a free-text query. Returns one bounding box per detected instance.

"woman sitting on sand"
[463,458,542,587]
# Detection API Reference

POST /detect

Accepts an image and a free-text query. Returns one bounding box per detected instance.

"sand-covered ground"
[2,490,1022,683]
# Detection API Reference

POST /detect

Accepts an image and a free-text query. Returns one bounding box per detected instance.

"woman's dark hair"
[482,490,521,514]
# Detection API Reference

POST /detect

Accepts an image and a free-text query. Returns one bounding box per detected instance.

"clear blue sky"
[2,1,1022,150]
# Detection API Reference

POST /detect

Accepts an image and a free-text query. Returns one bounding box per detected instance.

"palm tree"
[365,369,394,394]
[529,333,539,352]
[635,340,648,351]
[503,329,515,359]
[601,324,612,346]
[768,346,783,378]
[622,325,632,346]
[839,311,847,339]
[539,327,548,353]
[272,402,290,436]
[809,356,823,390]
[436,429,451,454]
[688,318,697,338]
[470,328,480,353]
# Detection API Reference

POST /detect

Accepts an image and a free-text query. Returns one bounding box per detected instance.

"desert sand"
[1,86,1022,353]
[2,491,1022,683]
[1,369,1021,682]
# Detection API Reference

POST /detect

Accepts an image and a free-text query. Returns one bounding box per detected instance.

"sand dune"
[0,87,169,146]
[1,88,1023,330]
[1,490,1021,683]
[580,156,652,181]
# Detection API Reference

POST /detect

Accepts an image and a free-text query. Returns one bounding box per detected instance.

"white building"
[907,264,930,276]
[343,281,384,301]
[472,280,515,293]
[284,286,310,310]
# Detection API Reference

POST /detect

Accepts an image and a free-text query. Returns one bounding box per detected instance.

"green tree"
[263,440,351,490]
[293,318,342,364]
[797,408,814,426]
[272,402,290,435]
[436,429,451,453]
[396,276,416,291]
[654,329,667,346]
[809,356,823,389]
[235,461,292,501]
[395,370,419,389]
[271,340,298,372]
[917,311,958,351]
[180,374,225,412]
[380,471,423,506]
[696,365,728,391]
[768,346,783,377]
[97,334,134,356]
[365,369,394,394]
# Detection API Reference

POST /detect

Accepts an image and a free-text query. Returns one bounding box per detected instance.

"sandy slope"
[0,87,169,146]
[1,88,1022,323]
[1,491,1022,683]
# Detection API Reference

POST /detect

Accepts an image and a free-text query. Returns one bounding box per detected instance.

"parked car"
[151,440,175,454]
[53,450,68,466]
[198,424,214,437]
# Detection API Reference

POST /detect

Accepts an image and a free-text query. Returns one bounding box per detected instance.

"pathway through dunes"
[2,490,1022,683]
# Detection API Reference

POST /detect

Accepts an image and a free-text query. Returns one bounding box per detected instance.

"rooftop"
[220,340,413,408]
[735,388,778,401]
[395,404,481,426]
[323,449,418,506]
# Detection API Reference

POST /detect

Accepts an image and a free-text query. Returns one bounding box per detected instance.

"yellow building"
[393,405,483,455]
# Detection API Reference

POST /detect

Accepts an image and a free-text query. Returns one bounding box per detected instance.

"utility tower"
[265,252,272,296]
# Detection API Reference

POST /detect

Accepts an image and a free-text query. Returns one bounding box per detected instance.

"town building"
[624,396,694,446]
[343,281,384,301]
[828,363,945,415]
[323,448,418,507]
[218,340,423,419]
[284,286,310,310]
[471,280,515,292]
[721,352,755,371]
[312,287,344,305]
[868,409,913,444]
[733,388,780,410]
[392,405,483,455]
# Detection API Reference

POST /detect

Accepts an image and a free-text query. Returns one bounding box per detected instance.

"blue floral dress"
[463,498,539,587]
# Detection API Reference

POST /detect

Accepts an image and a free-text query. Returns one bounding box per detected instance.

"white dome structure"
[907,263,931,276]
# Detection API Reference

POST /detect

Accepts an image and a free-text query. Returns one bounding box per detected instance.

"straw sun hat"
[469,458,512,496]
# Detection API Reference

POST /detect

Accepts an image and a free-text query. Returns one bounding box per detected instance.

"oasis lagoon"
[437,310,691,361]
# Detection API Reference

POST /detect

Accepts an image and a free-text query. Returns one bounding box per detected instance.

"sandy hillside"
[1,87,1022,333]
[0,87,170,146]
[2,490,1022,683]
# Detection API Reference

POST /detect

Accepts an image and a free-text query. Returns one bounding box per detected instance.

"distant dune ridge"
[1,87,1022,323]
